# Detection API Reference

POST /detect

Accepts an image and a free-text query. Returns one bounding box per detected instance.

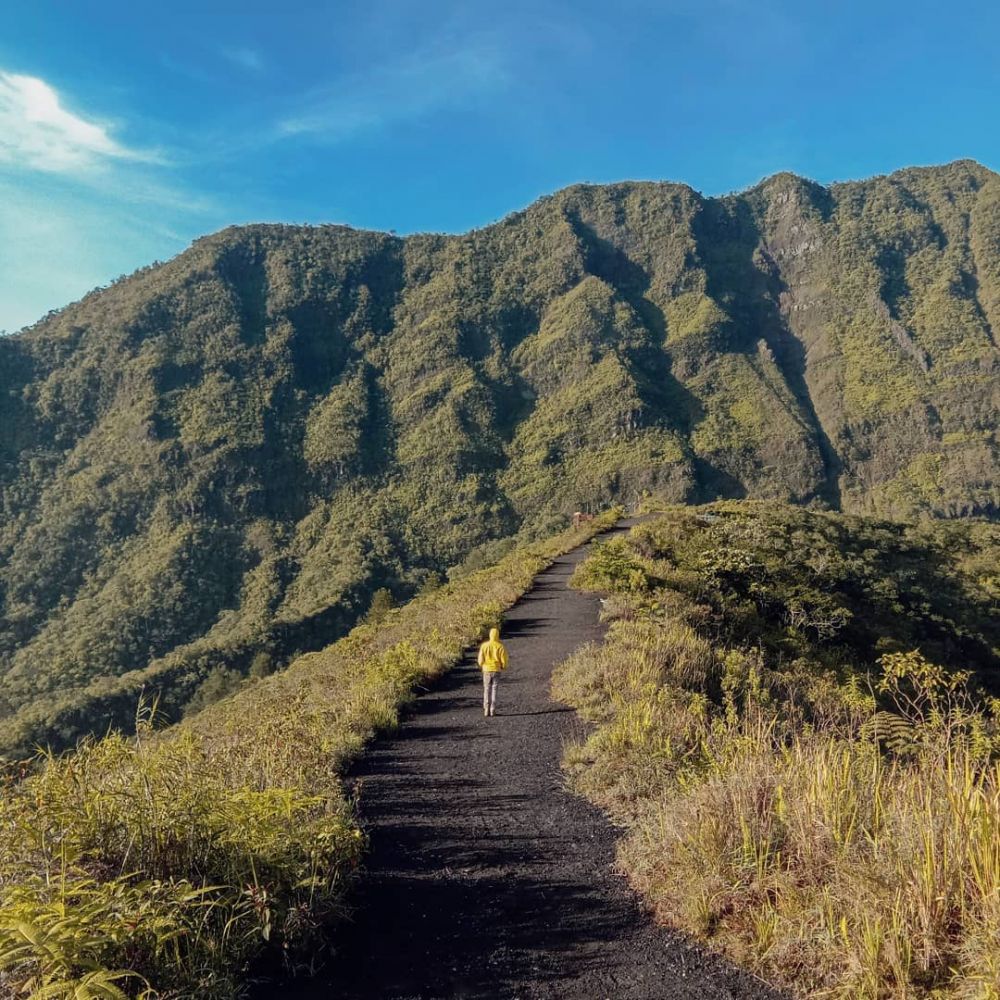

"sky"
[1,0,999,333]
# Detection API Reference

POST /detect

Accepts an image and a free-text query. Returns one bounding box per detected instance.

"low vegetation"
[553,502,1000,998]
[0,511,617,999]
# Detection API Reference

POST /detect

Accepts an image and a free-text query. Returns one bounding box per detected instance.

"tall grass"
[554,510,1000,998]
[0,511,618,999]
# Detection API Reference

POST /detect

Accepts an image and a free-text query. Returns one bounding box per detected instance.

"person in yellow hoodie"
[477,627,508,717]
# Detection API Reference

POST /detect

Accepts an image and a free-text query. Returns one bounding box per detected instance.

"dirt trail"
[269,525,783,999]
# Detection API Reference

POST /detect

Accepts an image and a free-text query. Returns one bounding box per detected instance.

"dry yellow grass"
[554,541,1000,998]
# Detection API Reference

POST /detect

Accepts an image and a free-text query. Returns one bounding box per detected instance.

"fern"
[863,710,922,757]
[29,969,136,1000]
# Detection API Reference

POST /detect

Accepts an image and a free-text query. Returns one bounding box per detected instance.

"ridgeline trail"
[264,523,783,1000]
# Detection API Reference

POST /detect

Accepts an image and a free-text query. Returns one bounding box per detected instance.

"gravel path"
[269,525,784,999]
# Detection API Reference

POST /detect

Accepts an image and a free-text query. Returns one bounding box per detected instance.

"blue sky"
[1,0,998,332]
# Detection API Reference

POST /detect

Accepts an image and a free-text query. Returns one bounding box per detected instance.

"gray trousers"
[482,671,500,713]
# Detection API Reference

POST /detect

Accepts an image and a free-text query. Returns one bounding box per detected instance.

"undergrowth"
[0,510,618,999]
[553,502,1000,998]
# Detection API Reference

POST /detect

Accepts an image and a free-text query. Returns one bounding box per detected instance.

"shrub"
[553,503,1000,998]
[0,511,619,997]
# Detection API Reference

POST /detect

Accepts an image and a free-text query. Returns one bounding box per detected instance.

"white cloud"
[0,71,154,174]
[220,46,265,73]
[277,37,508,140]
[0,71,220,331]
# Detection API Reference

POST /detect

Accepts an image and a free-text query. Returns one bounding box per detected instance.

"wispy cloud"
[220,46,265,73]
[0,71,157,174]
[277,36,508,141]
[0,70,222,332]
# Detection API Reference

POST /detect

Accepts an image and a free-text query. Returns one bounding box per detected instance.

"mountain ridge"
[0,158,997,753]
[9,157,994,341]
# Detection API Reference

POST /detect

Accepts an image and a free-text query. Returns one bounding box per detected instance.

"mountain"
[0,159,997,754]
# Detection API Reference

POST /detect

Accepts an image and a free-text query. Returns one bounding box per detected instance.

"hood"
[489,628,500,641]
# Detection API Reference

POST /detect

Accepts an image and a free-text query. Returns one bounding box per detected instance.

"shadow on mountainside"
[693,197,844,509]
[252,524,785,1000]
[567,212,707,437]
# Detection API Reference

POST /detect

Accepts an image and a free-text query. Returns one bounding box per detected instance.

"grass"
[0,509,619,999]
[553,504,1000,998]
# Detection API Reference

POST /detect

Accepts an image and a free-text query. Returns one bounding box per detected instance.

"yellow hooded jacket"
[478,628,508,673]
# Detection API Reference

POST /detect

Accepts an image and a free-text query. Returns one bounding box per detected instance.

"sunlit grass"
[0,511,618,999]
[553,506,1000,998]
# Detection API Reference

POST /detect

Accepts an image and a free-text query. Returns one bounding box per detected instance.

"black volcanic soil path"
[269,525,782,1000]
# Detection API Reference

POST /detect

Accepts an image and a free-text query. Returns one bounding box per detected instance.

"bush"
[553,503,1000,998]
[364,588,395,626]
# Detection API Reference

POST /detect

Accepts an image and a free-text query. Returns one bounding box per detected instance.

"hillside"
[1,159,998,753]
[0,514,618,999]
[555,502,1000,996]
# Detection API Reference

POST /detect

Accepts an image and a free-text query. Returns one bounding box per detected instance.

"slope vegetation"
[1,160,998,752]
[554,503,1000,996]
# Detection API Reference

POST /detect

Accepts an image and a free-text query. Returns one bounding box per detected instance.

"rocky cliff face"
[0,159,997,752]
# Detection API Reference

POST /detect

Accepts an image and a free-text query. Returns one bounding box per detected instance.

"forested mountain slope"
[0,159,997,752]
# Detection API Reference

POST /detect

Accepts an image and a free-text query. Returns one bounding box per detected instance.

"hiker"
[477,627,508,717]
